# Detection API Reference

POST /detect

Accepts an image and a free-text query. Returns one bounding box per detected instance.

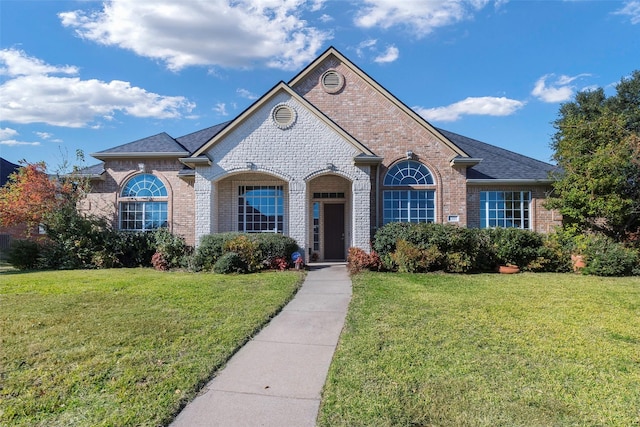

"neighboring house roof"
[75,162,106,179]
[439,129,557,182]
[1,158,20,187]
[92,132,189,159]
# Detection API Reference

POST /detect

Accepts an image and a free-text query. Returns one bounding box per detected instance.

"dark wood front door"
[324,203,345,260]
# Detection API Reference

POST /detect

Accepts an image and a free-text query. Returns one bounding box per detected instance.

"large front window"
[119,174,168,231]
[480,191,531,229]
[383,160,436,224]
[238,186,284,232]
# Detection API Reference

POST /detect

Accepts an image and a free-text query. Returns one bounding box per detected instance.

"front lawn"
[0,268,303,427]
[319,273,640,426]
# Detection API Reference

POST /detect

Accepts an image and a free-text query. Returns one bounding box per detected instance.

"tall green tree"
[546,71,640,243]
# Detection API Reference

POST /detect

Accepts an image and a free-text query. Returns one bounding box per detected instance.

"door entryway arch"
[308,174,351,262]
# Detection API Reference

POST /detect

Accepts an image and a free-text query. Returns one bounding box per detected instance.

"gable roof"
[1,157,20,187]
[190,81,376,160]
[176,121,231,153]
[439,129,557,182]
[288,47,469,159]
[92,132,189,159]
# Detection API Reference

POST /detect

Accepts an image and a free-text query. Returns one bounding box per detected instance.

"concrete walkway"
[170,263,351,427]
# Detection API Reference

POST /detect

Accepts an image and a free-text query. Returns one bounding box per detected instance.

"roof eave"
[179,156,212,168]
[353,155,383,165]
[467,178,556,185]
[450,157,483,167]
[92,152,189,160]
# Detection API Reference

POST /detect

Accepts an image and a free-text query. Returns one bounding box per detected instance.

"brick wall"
[292,57,468,230]
[84,158,196,245]
[193,91,371,253]
[466,184,561,233]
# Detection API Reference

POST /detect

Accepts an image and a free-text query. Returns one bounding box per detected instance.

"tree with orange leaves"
[0,162,75,236]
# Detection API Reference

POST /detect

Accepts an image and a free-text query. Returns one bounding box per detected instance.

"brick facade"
[84,158,196,244]
[84,47,561,259]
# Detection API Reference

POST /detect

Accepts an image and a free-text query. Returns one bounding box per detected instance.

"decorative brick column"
[194,166,216,247]
[288,179,307,256]
[352,177,371,252]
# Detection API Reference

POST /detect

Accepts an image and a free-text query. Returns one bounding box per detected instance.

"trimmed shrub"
[253,233,299,266]
[225,235,261,272]
[7,239,40,270]
[195,232,299,272]
[151,251,170,271]
[582,235,639,276]
[270,256,289,271]
[391,240,443,273]
[110,231,156,268]
[347,247,382,274]
[153,228,191,270]
[489,227,544,269]
[194,232,242,271]
[213,252,246,274]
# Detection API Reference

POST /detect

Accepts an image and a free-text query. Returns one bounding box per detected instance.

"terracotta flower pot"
[498,265,520,274]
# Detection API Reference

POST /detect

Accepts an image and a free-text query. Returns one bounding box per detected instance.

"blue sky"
[1,0,639,171]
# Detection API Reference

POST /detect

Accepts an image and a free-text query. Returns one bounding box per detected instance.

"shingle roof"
[176,121,231,153]
[94,132,188,156]
[438,128,558,181]
[75,162,105,178]
[1,157,20,187]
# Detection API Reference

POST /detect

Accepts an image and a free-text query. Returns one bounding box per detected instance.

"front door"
[324,203,345,260]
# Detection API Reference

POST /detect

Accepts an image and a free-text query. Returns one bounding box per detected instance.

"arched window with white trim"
[383,160,435,224]
[119,174,168,231]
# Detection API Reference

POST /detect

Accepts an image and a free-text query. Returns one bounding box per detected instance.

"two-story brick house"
[82,47,560,261]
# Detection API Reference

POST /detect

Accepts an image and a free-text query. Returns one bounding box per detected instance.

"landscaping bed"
[0,268,303,427]
[319,272,640,426]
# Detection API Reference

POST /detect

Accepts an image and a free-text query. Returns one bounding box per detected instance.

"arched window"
[384,160,434,186]
[383,161,435,224]
[119,174,168,231]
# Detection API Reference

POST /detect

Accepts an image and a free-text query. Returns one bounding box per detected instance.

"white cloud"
[0,139,41,147]
[237,88,258,100]
[614,1,640,24]
[354,0,491,36]
[531,73,590,103]
[0,127,18,139]
[213,103,228,116]
[59,0,332,71]
[414,96,525,122]
[374,45,399,63]
[310,0,326,12]
[0,49,195,127]
[35,131,53,139]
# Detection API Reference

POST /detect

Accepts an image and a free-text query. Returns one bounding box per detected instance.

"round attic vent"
[272,104,296,129]
[321,70,344,93]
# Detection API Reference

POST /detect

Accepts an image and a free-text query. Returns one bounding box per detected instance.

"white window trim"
[234,181,286,234]
[481,191,531,230]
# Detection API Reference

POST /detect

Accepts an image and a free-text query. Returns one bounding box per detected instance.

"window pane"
[238,185,284,233]
[383,190,435,224]
[384,161,435,186]
[480,191,531,230]
[121,174,167,197]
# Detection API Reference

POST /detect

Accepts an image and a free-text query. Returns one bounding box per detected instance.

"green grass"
[319,273,640,427]
[0,268,304,427]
